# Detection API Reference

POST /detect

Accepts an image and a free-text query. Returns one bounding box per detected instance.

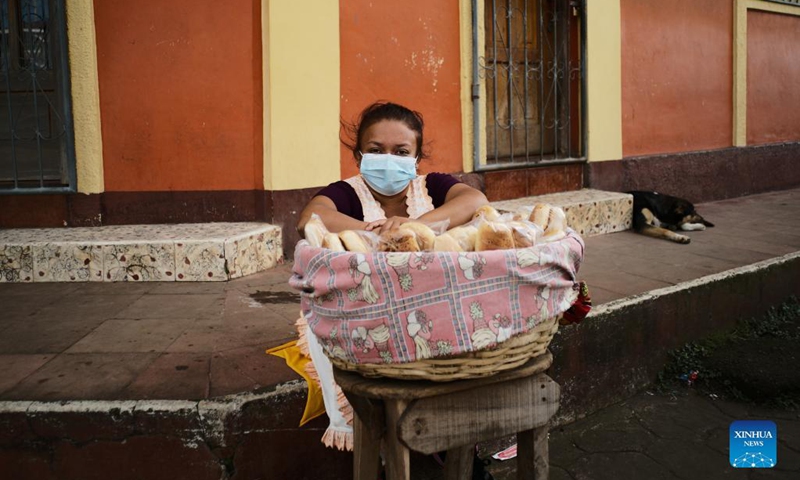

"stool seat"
[333,352,560,480]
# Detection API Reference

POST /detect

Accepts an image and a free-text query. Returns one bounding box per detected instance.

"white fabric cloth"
[307,175,437,450]
[305,323,352,441]
[344,174,435,222]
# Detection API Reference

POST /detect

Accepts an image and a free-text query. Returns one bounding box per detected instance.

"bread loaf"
[529,203,551,230]
[472,205,501,222]
[339,230,372,253]
[541,206,567,243]
[509,221,538,248]
[322,232,345,251]
[475,221,515,251]
[303,215,329,248]
[379,230,421,252]
[446,225,478,252]
[433,233,464,252]
[398,222,436,251]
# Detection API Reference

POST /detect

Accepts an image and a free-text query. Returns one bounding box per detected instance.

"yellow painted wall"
[586,0,622,162]
[262,0,340,191]
[66,0,104,194]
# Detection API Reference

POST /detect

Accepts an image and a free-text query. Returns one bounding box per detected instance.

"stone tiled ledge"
[0,223,283,283]
[491,189,633,237]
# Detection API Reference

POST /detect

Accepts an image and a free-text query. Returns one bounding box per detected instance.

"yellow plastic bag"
[266,340,326,426]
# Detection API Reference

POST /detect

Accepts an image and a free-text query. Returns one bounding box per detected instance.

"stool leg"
[353,414,381,480]
[383,400,410,480]
[443,445,474,480]
[516,426,549,480]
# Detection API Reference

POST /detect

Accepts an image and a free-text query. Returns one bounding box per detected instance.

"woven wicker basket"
[329,314,560,382]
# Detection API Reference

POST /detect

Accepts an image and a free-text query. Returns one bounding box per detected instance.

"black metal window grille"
[1,0,75,193]
[473,0,585,171]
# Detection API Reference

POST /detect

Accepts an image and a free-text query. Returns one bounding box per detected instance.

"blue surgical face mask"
[359,153,418,196]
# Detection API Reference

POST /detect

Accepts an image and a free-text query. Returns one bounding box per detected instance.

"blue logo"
[730,420,777,468]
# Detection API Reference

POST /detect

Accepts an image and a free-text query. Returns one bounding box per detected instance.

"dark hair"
[341,101,427,160]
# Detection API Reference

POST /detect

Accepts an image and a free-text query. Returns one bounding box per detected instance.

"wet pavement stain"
[249,290,300,304]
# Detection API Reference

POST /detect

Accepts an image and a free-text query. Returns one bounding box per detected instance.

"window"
[474,0,584,170]
[1,0,75,193]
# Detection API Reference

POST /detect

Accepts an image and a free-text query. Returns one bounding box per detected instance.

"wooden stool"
[333,351,560,480]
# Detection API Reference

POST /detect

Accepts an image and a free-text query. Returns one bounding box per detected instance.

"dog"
[628,191,714,244]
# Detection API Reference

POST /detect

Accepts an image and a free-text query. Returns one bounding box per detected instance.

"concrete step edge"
[0,222,284,283]
[490,188,633,237]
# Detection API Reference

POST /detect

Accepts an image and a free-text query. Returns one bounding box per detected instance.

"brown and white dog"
[628,191,714,244]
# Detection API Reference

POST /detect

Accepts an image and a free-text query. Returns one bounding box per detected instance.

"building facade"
[2,0,799,251]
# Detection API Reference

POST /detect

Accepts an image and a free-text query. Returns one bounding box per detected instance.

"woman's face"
[359,120,418,162]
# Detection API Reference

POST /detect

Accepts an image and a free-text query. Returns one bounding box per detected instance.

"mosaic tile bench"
[0,223,282,283]
[491,189,633,237]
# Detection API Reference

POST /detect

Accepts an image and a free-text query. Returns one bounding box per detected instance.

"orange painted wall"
[93,0,262,192]
[747,11,800,145]
[339,1,464,178]
[620,0,732,157]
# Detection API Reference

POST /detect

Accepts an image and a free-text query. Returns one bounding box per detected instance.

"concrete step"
[0,222,283,283]
[490,188,633,237]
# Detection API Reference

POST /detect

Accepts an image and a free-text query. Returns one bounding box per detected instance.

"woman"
[297,101,488,235]
[279,101,490,454]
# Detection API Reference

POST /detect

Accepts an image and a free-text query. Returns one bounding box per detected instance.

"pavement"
[1,187,800,479]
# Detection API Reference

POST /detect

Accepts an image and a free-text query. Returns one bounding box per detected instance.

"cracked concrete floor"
[411,389,799,479]
[504,390,798,480]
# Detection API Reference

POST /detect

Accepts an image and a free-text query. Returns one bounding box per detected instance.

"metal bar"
[53,0,74,190]
[552,1,559,156]
[2,0,20,189]
[471,156,585,172]
[505,0,513,163]
[522,0,529,162]
[8,0,19,72]
[491,0,499,163]
[538,0,544,162]
[27,0,46,187]
[566,3,571,157]
[472,0,482,172]
[580,0,587,158]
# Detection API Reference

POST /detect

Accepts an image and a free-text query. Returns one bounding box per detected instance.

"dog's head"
[673,201,714,228]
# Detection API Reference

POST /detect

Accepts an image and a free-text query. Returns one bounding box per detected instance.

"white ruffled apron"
[302,174,435,450]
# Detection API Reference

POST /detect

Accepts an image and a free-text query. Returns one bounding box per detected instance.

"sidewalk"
[1,188,799,479]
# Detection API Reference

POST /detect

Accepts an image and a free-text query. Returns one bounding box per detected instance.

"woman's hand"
[364,216,411,234]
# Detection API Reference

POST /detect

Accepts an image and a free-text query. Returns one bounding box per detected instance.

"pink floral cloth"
[289,230,585,365]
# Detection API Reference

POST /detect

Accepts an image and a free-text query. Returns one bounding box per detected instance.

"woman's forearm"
[297,197,369,235]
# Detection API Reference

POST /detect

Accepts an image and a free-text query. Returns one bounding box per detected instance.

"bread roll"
[339,230,372,253]
[446,225,478,252]
[303,215,329,248]
[433,233,464,252]
[398,222,436,251]
[509,221,538,248]
[379,230,421,252]
[475,221,515,251]
[322,232,345,251]
[512,206,533,222]
[472,205,501,222]
[529,204,551,230]
[541,206,567,243]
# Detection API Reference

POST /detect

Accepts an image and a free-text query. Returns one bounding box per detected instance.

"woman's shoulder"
[317,179,356,195]
[423,172,461,207]
[424,172,461,188]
